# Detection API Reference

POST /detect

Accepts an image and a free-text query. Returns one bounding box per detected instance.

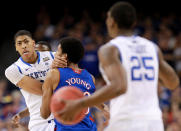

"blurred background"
[0,0,181,130]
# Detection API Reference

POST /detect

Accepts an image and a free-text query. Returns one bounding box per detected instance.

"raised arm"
[5,64,43,95]
[158,46,180,90]
[40,69,60,119]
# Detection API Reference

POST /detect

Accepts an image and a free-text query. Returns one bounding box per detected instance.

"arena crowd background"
[0,0,181,130]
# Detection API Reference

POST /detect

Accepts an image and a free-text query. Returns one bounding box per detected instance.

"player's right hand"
[11,114,21,128]
[51,52,67,68]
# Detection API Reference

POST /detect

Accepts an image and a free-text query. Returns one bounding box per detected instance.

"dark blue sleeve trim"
[50,52,54,59]
[16,65,22,74]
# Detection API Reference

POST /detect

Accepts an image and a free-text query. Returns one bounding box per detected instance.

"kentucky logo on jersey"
[43,57,50,62]
[27,69,49,79]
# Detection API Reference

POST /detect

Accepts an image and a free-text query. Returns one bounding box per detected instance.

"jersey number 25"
[130,56,155,81]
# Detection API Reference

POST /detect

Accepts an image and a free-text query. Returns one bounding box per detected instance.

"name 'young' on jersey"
[54,68,96,130]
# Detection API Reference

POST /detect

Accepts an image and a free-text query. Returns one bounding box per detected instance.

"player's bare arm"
[40,69,60,119]
[91,74,110,120]
[17,76,43,95]
[59,45,127,120]
[158,46,180,90]
[5,65,43,95]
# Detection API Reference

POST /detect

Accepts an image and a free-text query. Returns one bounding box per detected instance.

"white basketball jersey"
[101,36,162,123]
[13,51,54,129]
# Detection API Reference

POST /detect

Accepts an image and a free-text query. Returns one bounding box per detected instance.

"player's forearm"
[18,108,30,118]
[79,82,126,108]
[159,61,180,90]
[40,77,54,119]
[40,106,51,119]
[40,92,51,119]
[17,76,43,95]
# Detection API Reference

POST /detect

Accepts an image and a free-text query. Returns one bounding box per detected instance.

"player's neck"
[68,63,79,69]
[115,29,133,37]
[23,51,38,64]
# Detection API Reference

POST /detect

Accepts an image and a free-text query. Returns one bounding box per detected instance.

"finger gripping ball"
[50,86,87,125]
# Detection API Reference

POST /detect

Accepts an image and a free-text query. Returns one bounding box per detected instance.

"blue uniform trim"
[20,57,32,67]
[40,80,44,83]
[17,65,22,74]
[50,51,54,59]
[37,51,40,64]
[14,64,22,74]
[48,119,54,123]
[20,51,40,65]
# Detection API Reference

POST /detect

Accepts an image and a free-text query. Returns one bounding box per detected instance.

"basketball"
[50,86,87,125]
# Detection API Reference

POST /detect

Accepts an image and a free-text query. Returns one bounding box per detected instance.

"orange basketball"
[50,86,87,125]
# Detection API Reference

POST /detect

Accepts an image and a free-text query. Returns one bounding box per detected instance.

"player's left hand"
[51,52,67,68]
[11,114,21,128]
[56,99,83,122]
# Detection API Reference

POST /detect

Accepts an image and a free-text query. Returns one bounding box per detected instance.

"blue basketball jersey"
[54,67,97,131]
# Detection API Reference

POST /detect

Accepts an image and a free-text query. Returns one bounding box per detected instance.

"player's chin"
[22,53,31,59]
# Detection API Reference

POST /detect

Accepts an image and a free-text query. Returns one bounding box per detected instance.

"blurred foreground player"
[57,2,180,131]
[40,37,109,131]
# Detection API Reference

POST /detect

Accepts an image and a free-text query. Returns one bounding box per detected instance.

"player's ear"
[111,18,116,28]
[32,40,36,47]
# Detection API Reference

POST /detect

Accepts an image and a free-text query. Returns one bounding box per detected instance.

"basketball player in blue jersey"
[40,37,109,131]
[57,2,180,131]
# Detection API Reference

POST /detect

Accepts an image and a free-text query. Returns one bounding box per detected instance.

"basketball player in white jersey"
[57,2,180,131]
[5,30,66,131]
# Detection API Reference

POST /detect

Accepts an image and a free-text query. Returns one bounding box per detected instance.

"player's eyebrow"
[17,38,28,43]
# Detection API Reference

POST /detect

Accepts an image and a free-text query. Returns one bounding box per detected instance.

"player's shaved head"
[109,2,136,29]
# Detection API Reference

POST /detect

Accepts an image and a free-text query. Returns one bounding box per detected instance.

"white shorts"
[29,120,55,131]
[104,119,164,131]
